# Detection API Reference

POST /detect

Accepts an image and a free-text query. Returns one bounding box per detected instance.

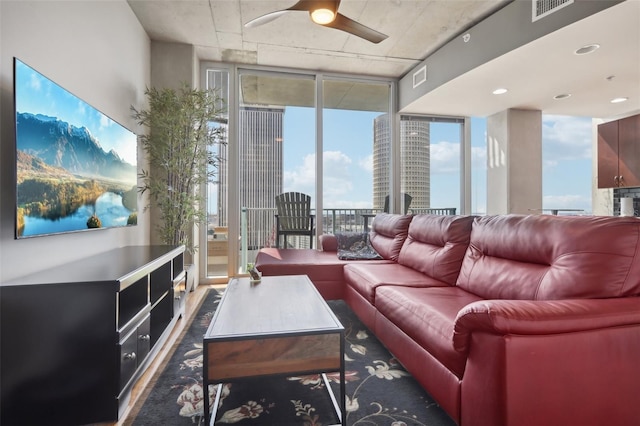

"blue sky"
[14,59,137,166]
[281,107,593,214]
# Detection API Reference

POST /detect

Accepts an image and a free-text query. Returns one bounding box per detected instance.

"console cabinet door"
[618,114,640,187]
[597,120,619,188]
[119,329,139,390]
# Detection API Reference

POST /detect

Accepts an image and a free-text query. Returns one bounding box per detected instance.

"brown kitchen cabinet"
[598,114,640,188]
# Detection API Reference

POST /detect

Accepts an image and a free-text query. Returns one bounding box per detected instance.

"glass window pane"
[400,116,463,215]
[205,69,230,279]
[542,115,592,214]
[238,72,316,264]
[322,80,389,234]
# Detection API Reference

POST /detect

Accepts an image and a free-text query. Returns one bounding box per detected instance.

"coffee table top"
[205,275,343,339]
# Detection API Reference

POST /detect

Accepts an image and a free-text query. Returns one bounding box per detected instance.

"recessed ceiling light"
[554,94,571,100]
[611,97,628,104]
[575,44,600,55]
[492,88,508,95]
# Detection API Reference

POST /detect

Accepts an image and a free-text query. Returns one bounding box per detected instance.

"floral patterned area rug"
[128,288,456,426]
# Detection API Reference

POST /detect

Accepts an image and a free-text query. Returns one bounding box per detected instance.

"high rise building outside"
[373,115,431,212]
[217,105,284,249]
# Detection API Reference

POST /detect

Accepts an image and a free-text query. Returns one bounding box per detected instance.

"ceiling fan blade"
[245,10,288,28]
[324,12,388,43]
[245,0,315,28]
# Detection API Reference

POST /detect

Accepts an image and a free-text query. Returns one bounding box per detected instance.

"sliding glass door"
[236,71,316,269]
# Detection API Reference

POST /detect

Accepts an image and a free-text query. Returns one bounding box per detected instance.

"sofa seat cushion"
[375,285,483,377]
[344,263,449,304]
[398,214,474,285]
[255,248,392,297]
[256,248,347,281]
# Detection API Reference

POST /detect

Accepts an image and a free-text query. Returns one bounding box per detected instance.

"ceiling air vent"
[532,0,574,22]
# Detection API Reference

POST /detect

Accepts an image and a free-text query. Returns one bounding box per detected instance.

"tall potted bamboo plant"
[132,84,225,254]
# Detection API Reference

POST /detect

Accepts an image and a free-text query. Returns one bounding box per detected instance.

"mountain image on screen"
[17,112,135,182]
[16,112,138,238]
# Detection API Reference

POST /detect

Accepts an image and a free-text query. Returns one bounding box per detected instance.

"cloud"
[427,141,488,174]
[284,150,376,207]
[323,151,355,202]
[100,114,113,129]
[323,150,353,180]
[284,153,315,194]
[359,153,373,173]
[283,150,353,195]
[76,101,86,118]
[472,146,486,171]
[29,73,41,91]
[430,141,459,174]
[542,115,592,165]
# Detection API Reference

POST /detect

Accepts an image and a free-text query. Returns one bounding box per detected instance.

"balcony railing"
[409,207,457,215]
[238,207,457,264]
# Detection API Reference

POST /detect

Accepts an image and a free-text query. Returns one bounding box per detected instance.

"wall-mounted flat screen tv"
[14,58,138,238]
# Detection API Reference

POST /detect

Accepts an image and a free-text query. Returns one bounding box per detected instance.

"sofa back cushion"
[456,214,640,300]
[369,213,413,261]
[397,214,475,285]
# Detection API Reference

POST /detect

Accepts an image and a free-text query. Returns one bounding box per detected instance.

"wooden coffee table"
[203,275,345,425]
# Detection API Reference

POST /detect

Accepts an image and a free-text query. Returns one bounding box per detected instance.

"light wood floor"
[113,283,226,426]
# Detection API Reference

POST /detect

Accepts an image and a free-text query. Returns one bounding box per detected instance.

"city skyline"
[282,107,593,214]
[208,106,593,218]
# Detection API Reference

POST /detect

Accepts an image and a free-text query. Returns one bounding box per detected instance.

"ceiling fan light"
[311,8,336,25]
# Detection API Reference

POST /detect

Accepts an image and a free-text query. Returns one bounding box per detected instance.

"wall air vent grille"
[413,65,427,89]
[532,0,574,22]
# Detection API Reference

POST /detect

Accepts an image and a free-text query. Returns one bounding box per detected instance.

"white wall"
[0,1,151,282]
[487,109,542,214]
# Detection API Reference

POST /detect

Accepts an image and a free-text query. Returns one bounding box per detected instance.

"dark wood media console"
[0,245,186,426]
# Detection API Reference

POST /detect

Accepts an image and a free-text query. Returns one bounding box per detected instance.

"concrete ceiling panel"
[128,0,639,118]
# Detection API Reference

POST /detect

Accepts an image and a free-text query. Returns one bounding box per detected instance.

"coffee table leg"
[340,331,346,424]
[208,383,222,426]
[322,372,345,425]
[203,382,209,426]
[340,367,346,424]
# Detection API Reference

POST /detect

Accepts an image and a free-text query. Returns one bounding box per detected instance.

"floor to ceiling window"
[542,115,593,214]
[322,79,390,233]
[399,115,464,215]
[236,71,316,269]
[203,68,231,280]
[202,64,474,280]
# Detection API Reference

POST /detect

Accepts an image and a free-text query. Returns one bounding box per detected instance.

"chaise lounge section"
[255,213,640,426]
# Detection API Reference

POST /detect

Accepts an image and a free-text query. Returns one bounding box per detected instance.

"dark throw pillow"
[335,232,382,260]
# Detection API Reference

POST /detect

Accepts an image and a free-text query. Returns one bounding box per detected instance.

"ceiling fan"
[245,0,388,44]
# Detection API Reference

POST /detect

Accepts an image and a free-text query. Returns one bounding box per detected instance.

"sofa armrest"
[453,297,640,352]
[319,234,338,252]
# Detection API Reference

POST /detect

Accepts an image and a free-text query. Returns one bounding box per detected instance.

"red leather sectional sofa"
[255,213,640,426]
